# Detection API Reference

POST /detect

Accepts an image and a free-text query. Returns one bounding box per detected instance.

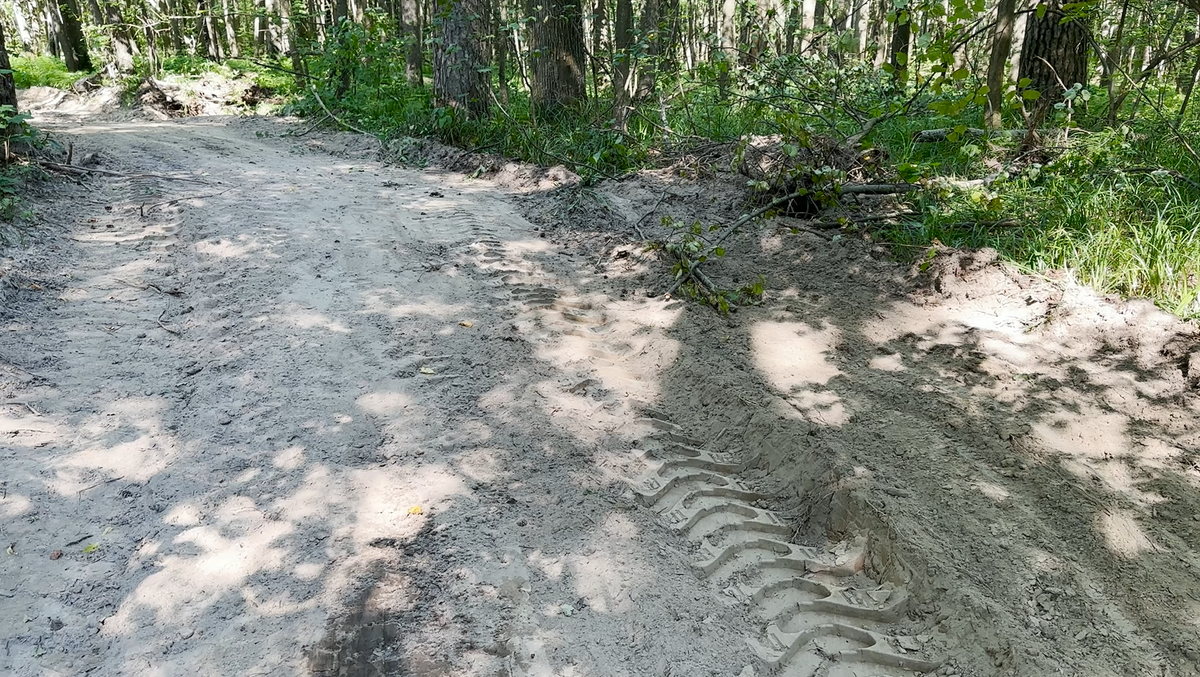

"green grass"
[11,56,84,89]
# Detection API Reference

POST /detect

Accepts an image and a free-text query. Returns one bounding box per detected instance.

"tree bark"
[433,0,490,118]
[57,0,94,71]
[527,0,587,113]
[613,0,634,129]
[400,0,424,86]
[984,0,1017,128]
[888,8,910,85]
[1019,1,1089,127]
[101,0,137,72]
[0,22,18,126]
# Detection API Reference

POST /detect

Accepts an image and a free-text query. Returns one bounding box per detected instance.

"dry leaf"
[29,284,43,291]
[459,320,474,328]
[407,505,424,515]
[419,367,436,375]
[50,550,62,560]
[5,543,14,556]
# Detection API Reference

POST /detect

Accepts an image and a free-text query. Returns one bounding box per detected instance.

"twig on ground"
[38,162,213,184]
[156,310,181,335]
[284,113,332,138]
[1,400,42,416]
[116,278,184,296]
[632,190,668,241]
[140,188,233,216]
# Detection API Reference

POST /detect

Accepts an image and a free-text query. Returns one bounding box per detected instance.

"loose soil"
[2,93,1199,677]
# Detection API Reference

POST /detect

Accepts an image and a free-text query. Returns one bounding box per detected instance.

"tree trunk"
[527,0,587,113]
[222,0,240,58]
[1018,0,1089,127]
[432,0,490,118]
[984,0,1017,128]
[888,9,910,85]
[101,0,137,72]
[590,0,605,101]
[613,0,634,129]
[0,22,18,128]
[402,0,424,86]
[57,0,94,71]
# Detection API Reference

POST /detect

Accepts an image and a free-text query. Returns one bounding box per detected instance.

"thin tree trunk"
[613,0,633,129]
[1177,45,1200,123]
[984,0,1017,129]
[222,0,240,57]
[527,0,587,113]
[888,9,910,85]
[402,0,423,85]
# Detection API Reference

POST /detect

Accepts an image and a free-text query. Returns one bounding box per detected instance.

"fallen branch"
[309,86,377,138]
[663,188,809,297]
[283,113,331,138]
[912,128,1024,143]
[38,161,213,184]
[632,190,668,241]
[840,183,920,195]
[1,400,42,416]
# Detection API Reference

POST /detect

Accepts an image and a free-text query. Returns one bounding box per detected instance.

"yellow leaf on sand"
[407,505,423,515]
[419,367,436,375]
[459,320,474,328]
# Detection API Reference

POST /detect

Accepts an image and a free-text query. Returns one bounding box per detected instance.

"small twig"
[65,534,95,547]
[1,400,41,416]
[141,188,232,216]
[632,190,668,242]
[156,310,181,335]
[115,278,183,296]
[38,161,213,184]
[284,113,332,138]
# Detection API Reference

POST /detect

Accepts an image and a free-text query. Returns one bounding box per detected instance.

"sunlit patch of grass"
[11,56,84,90]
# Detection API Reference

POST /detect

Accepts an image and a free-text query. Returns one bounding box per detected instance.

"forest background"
[2,0,1200,316]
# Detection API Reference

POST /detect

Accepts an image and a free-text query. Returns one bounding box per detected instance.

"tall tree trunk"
[222,0,240,58]
[432,0,490,118]
[101,0,137,72]
[527,0,587,113]
[57,0,94,71]
[1177,45,1200,123]
[332,0,351,95]
[590,0,605,100]
[1019,0,1089,128]
[402,0,424,85]
[0,22,18,131]
[888,8,910,85]
[984,0,1017,129]
[635,0,660,98]
[494,0,508,102]
[613,0,633,129]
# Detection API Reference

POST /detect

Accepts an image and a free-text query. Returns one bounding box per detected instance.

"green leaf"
[83,543,99,554]
[895,51,908,66]
[1021,89,1041,100]
[714,247,726,257]
[951,68,969,80]
[1018,77,1032,88]
[1036,3,1047,17]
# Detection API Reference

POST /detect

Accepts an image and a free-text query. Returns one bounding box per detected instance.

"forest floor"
[3,89,1200,677]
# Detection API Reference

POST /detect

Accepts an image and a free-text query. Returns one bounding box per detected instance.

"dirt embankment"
[2,93,1199,677]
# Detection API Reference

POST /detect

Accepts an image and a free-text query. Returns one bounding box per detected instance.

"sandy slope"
[1,99,1199,677]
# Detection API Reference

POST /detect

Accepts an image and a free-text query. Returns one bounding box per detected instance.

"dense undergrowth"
[9,36,1200,319]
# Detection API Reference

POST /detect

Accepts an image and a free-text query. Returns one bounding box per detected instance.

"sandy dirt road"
[3,107,1200,677]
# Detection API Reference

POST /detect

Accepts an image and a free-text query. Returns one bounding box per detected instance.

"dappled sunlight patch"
[974,480,1011,502]
[527,550,566,580]
[1099,510,1161,559]
[281,306,352,333]
[356,390,414,417]
[868,353,906,372]
[1033,405,1129,461]
[272,444,305,470]
[358,288,473,319]
[54,432,178,487]
[0,492,34,519]
[751,320,842,392]
[455,447,510,483]
[195,234,272,259]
